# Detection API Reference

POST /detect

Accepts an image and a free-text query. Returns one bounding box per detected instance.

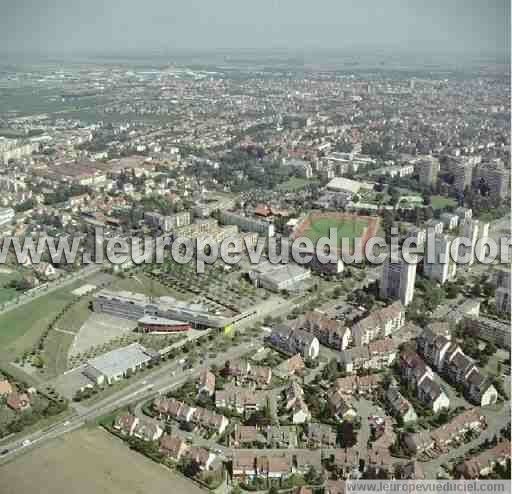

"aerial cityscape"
[0,1,510,493]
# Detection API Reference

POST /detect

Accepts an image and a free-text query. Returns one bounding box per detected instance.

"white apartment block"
[380,255,417,306]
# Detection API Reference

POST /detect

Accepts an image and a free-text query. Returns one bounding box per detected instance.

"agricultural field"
[0,428,205,494]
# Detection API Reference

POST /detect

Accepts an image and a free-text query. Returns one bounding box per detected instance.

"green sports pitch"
[301,215,369,248]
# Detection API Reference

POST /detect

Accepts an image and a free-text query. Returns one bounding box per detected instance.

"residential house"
[250,366,273,388]
[367,447,393,477]
[268,325,320,360]
[298,312,351,350]
[259,455,293,479]
[445,351,477,385]
[193,407,229,435]
[184,446,217,471]
[350,302,405,346]
[416,324,452,370]
[417,376,450,413]
[231,425,264,448]
[395,461,425,480]
[225,359,252,383]
[430,408,486,451]
[0,380,13,397]
[398,350,434,388]
[6,392,31,413]
[332,448,361,479]
[367,338,398,368]
[291,397,312,424]
[33,261,57,281]
[274,354,305,379]
[386,385,418,424]
[284,382,312,424]
[356,374,382,396]
[328,388,357,420]
[306,423,337,448]
[337,346,370,374]
[326,480,346,494]
[417,327,498,407]
[456,440,511,479]
[159,435,188,460]
[333,376,358,396]
[232,452,258,479]
[133,420,163,442]
[403,431,436,456]
[466,369,498,407]
[215,386,267,415]
[294,450,323,475]
[266,426,297,448]
[198,369,216,397]
[154,397,189,421]
[404,409,486,455]
[113,413,139,436]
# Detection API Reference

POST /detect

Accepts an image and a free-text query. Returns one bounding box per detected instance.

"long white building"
[93,289,231,329]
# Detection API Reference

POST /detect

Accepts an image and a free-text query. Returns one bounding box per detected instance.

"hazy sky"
[1,0,510,57]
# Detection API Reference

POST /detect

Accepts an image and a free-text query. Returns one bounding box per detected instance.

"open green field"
[431,195,457,210]
[302,216,369,247]
[0,428,205,494]
[0,285,77,360]
[0,270,23,305]
[277,176,320,192]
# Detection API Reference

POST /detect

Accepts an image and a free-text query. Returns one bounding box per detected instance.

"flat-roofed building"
[248,261,311,292]
[83,343,154,385]
[220,211,274,237]
[93,289,231,328]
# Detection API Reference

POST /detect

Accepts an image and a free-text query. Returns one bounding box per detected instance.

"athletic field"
[293,212,380,253]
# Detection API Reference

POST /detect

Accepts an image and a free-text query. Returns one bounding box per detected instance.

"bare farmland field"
[0,428,206,494]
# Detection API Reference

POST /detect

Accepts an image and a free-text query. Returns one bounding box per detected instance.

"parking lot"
[69,313,137,357]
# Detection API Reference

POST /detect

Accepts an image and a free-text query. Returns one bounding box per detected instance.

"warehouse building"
[83,343,156,385]
[248,261,311,292]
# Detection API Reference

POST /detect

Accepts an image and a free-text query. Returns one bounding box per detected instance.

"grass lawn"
[278,177,319,192]
[0,270,23,305]
[0,287,77,361]
[431,195,457,210]
[41,330,76,378]
[303,216,369,248]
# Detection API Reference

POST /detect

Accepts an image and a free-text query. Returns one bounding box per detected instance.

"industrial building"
[83,343,156,385]
[248,261,311,292]
[93,289,230,329]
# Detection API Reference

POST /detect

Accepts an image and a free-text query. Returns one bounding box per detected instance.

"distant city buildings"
[495,268,511,315]
[0,207,15,227]
[414,156,440,187]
